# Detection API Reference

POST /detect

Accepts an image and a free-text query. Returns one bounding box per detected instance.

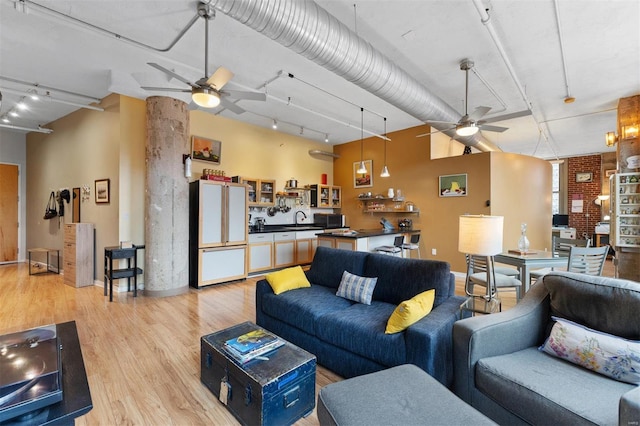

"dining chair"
[401,233,421,258]
[465,254,523,300]
[529,236,590,283]
[566,245,609,276]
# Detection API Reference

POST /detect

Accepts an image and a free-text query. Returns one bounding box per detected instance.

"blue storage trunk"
[201,322,316,426]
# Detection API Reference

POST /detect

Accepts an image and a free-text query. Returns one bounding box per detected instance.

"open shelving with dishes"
[612,172,640,248]
[357,197,419,215]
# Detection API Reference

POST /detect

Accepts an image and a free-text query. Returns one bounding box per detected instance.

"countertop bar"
[317,229,420,239]
[249,225,340,234]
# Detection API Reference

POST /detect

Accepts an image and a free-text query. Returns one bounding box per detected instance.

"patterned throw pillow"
[336,271,378,305]
[540,317,640,384]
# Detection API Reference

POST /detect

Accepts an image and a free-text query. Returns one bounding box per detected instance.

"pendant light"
[380,117,390,177]
[357,107,368,174]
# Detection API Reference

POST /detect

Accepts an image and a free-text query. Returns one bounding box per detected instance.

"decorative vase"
[388,188,394,198]
[518,223,530,253]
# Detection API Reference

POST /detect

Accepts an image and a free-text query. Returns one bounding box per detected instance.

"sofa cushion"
[306,246,368,289]
[336,271,378,305]
[261,285,353,335]
[476,347,635,426]
[364,252,451,306]
[316,301,406,367]
[385,289,435,334]
[543,272,640,339]
[265,265,311,294]
[540,317,640,384]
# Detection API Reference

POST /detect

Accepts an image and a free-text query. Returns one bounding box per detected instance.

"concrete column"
[144,97,190,297]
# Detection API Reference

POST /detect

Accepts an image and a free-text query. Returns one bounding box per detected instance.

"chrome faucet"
[295,210,307,225]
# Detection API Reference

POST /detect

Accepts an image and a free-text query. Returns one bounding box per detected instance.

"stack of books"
[223,329,284,364]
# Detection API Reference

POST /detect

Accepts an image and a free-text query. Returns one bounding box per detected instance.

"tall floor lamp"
[458,215,504,301]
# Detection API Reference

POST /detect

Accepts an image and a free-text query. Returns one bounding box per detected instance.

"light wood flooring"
[0,259,616,425]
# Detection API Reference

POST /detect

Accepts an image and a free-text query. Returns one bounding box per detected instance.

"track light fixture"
[325,134,329,143]
[357,107,368,174]
[272,119,277,129]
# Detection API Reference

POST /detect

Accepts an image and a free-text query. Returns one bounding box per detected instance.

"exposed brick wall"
[567,155,602,239]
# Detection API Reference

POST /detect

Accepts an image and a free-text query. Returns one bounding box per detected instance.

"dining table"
[494,250,569,295]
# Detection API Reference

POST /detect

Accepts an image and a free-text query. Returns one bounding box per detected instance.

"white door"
[199,181,223,247]
[226,183,248,245]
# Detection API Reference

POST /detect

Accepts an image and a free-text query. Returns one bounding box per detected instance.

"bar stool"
[401,233,421,258]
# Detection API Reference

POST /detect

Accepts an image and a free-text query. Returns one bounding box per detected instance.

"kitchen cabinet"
[295,230,319,264]
[232,176,275,206]
[189,180,248,288]
[310,184,341,208]
[248,233,274,273]
[63,223,94,287]
[611,172,640,248]
[274,232,296,268]
[358,197,419,215]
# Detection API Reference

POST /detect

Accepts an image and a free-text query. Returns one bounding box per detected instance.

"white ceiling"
[1,0,639,160]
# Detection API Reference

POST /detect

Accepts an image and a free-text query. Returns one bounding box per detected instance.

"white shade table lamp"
[459,215,504,301]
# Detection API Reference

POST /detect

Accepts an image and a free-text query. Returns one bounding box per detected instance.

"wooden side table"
[104,245,144,302]
[28,248,60,275]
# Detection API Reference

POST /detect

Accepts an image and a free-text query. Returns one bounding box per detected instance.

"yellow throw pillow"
[265,266,311,295]
[385,289,435,334]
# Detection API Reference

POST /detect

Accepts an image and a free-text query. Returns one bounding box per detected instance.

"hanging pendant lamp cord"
[360,107,364,161]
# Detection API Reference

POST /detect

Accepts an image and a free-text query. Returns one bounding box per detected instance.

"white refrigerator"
[189,180,248,288]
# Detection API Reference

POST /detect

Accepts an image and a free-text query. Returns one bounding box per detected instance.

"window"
[551,162,560,214]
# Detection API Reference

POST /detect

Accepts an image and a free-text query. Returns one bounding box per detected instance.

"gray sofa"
[256,246,467,387]
[453,271,640,425]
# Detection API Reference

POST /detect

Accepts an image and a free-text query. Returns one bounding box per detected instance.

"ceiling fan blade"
[206,66,234,90]
[425,120,458,125]
[416,127,455,138]
[479,124,508,133]
[220,97,246,114]
[468,106,491,122]
[221,89,266,102]
[147,63,197,88]
[141,86,190,93]
[479,109,533,124]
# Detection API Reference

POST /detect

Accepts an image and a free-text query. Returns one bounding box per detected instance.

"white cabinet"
[248,233,274,273]
[274,232,296,268]
[198,247,247,286]
[189,180,248,288]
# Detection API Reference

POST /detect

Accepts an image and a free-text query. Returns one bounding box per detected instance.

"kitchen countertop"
[249,224,338,234]
[316,228,420,239]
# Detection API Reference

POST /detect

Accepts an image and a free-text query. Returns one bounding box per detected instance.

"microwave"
[314,213,345,228]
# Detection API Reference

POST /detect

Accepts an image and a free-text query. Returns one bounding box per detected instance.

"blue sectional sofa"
[255,246,467,387]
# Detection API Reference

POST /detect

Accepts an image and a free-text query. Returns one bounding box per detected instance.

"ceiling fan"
[141,2,266,114]
[417,59,531,138]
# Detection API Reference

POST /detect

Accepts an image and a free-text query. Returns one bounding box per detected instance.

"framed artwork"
[353,160,373,188]
[72,187,81,222]
[605,169,616,178]
[95,179,110,204]
[439,174,467,197]
[575,172,593,183]
[191,135,221,164]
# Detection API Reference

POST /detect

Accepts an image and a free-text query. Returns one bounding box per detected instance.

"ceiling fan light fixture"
[456,123,479,137]
[192,87,220,108]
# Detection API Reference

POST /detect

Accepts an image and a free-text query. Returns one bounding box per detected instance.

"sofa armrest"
[620,385,640,426]
[404,295,467,387]
[255,279,273,325]
[453,282,550,403]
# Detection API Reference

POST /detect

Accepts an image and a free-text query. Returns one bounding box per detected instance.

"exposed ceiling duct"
[206,0,502,152]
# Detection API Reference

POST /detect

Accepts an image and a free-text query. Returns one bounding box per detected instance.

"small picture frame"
[191,135,221,164]
[605,169,616,178]
[439,174,467,197]
[95,178,110,204]
[575,172,593,183]
[353,160,373,188]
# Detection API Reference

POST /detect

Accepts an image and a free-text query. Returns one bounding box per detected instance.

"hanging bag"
[43,191,58,219]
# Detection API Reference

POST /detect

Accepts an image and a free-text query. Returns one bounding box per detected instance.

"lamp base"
[460,296,501,316]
